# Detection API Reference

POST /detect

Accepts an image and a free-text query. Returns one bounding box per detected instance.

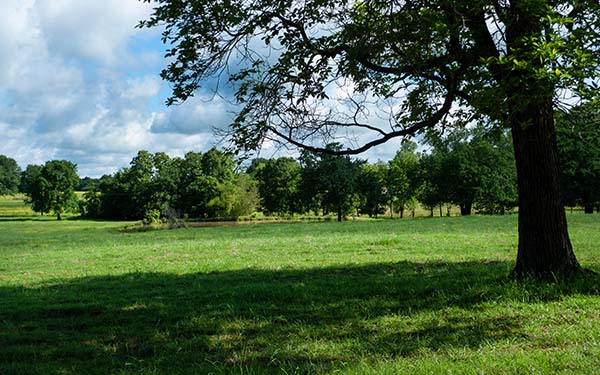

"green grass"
[0,194,37,217]
[1,197,600,374]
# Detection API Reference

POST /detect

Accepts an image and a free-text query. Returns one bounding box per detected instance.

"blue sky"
[0,0,403,177]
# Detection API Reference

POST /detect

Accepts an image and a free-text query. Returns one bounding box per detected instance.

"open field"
[1,197,600,374]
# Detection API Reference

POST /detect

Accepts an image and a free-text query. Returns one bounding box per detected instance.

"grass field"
[1,196,600,374]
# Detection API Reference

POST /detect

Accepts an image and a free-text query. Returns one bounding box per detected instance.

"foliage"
[76,177,100,191]
[356,162,387,217]
[208,173,259,219]
[387,141,421,218]
[21,160,79,220]
[252,157,301,215]
[140,0,600,154]
[300,144,362,221]
[81,148,249,220]
[20,164,49,214]
[421,129,517,216]
[0,155,21,195]
[140,0,600,276]
[556,103,600,213]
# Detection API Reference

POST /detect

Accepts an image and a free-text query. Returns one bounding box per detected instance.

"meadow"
[1,195,600,374]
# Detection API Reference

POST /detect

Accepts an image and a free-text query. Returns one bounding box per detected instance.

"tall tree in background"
[20,164,49,215]
[0,155,21,195]
[357,162,387,218]
[387,141,420,218]
[23,160,79,220]
[141,0,600,277]
[253,157,301,215]
[556,104,600,213]
[300,145,361,221]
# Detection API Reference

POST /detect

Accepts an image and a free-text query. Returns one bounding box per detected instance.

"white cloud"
[34,0,153,66]
[0,0,403,178]
[151,95,238,135]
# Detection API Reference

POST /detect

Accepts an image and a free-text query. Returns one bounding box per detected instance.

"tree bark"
[510,98,580,278]
[503,4,581,278]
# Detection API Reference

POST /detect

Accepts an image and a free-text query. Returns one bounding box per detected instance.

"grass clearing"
[1,198,600,374]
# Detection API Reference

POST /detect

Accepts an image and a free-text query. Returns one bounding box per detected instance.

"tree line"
[1,113,598,221]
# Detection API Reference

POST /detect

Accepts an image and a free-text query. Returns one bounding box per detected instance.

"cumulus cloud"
[0,0,403,178]
[0,1,223,177]
[150,95,238,135]
[34,0,153,66]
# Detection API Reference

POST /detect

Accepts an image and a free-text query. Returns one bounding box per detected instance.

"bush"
[142,209,161,225]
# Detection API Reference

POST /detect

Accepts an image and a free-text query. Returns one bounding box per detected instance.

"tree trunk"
[399,207,404,219]
[439,204,443,217]
[57,211,61,221]
[460,202,472,216]
[510,98,580,278]
[584,203,594,214]
[337,207,342,222]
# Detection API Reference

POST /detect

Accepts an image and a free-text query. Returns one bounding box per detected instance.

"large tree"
[141,0,600,277]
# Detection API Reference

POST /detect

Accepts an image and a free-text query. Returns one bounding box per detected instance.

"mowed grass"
[1,198,600,374]
[0,195,37,218]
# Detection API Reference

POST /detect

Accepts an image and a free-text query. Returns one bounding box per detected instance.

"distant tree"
[473,133,518,215]
[174,151,210,217]
[209,173,259,218]
[76,177,100,191]
[416,152,446,217]
[422,130,517,216]
[79,188,102,218]
[24,160,79,220]
[152,152,180,214]
[21,164,50,215]
[170,148,238,218]
[556,104,600,213]
[202,148,235,182]
[245,158,269,177]
[128,150,156,217]
[356,162,387,218]
[387,141,420,218]
[301,144,361,222]
[253,157,301,215]
[0,155,21,195]
[297,152,323,215]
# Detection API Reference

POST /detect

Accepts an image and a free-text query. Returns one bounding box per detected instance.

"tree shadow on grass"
[1,261,599,374]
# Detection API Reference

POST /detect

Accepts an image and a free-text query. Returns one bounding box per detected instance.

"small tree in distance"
[0,155,21,196]
[23,160,79,220]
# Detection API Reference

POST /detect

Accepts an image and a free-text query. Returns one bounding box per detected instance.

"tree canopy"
[23,160,79,220]
[0,155,21,195]
[141,0,600,277]
[140,0,600,153]
[556,103,600,213]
